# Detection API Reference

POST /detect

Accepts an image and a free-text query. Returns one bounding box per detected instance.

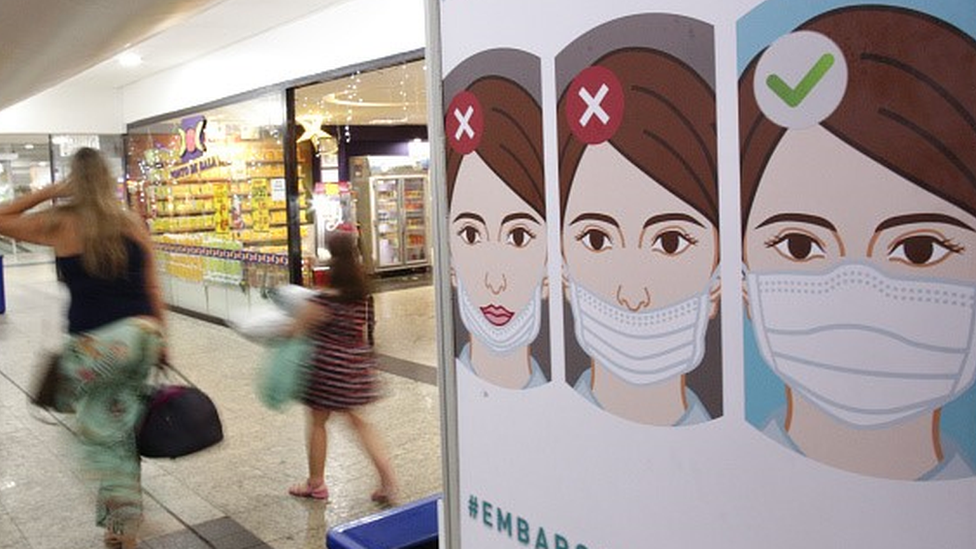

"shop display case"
[403,176,429,264]
[350,155,430,274]
[368,175,430,272]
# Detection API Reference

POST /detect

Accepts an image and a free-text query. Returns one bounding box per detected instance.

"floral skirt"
[59,316,163,535]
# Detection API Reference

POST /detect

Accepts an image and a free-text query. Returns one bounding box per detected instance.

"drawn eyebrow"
[875,213,975,233]
[755,213,836,231]
[643,213,705,229]
[453,212,486,225]
[501,212,542,226]
[568,212,620,228]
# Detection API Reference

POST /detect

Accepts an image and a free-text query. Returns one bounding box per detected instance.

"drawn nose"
[616,285,651,312]
[485,271,507,295]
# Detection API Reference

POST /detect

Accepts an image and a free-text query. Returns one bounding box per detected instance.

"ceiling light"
[117,52,143,67]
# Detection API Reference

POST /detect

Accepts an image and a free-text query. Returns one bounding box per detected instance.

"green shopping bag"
[257,337,313,410]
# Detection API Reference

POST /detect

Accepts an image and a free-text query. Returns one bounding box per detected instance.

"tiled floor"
[0,263,442,549]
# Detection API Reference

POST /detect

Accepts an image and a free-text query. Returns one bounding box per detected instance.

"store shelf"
[151,228,212,235]
[155,211,216,217]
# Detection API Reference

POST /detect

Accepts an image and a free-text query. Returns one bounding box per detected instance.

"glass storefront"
[123,55,429,320]
[125,92,306,320]
[0,135,52,203]
[293,58,430,276]
[0,134,123,262]
[51,134,125,185]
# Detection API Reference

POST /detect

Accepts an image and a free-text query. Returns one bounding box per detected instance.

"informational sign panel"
[431,0,976,547]
[250,178,270,232]
[213,182,230,235]
[271,177,286,202]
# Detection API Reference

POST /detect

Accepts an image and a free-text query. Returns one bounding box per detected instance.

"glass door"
[371,176,403,269]
[402,176,428,265]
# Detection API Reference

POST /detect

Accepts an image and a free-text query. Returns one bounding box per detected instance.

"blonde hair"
[62,147,130,279]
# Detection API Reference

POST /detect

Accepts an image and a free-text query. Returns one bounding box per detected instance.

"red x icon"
[565,66,624,144]
[446,91,483,155]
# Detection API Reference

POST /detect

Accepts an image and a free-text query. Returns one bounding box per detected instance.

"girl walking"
[287,232,397,503]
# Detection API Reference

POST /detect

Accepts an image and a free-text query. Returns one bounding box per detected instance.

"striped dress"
[301,292,379,411]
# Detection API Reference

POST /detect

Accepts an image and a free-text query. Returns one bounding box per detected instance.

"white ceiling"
[0,0,350,112]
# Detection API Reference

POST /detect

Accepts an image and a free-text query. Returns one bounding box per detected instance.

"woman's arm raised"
[0,183,72,246]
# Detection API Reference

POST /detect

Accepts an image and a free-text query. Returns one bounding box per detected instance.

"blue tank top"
[56,238,155,334]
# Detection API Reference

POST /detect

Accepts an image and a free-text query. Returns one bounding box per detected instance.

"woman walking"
[0,147,166,548]
[288,232,397,503]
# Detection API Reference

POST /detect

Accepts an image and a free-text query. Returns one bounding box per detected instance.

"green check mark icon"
[766,53,835,108]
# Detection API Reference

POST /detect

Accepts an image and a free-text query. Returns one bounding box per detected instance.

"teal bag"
[257,337,313,410]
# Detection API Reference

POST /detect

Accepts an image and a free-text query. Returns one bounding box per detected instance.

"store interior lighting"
[295,60,427,127]
[117,51,143,67]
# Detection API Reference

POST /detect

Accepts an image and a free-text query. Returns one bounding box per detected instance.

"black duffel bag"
[137,384,224,458]
[29,351,75,413]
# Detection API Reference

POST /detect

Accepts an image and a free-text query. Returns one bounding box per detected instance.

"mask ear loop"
[705,266,722,320]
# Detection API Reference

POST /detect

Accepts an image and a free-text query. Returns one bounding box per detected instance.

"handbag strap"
[148,357,196,388]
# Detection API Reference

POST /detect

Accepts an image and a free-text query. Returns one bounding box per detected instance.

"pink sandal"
[289,481,329,500]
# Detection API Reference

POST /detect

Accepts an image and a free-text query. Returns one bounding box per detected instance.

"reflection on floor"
[373,270,434,294]
[0,263,442,549]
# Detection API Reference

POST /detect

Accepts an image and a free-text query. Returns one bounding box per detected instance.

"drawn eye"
[506,227,535,248]
[577,228,613,252]
[457,225,482,245]
[766,232,826,262]
[650,230,696,256]
[889,235,962,266]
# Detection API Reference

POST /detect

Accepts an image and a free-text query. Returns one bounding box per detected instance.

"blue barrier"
[327,494,440,549]
[0,255,5,314]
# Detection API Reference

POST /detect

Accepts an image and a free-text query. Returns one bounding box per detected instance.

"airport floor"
[0,260,443,549]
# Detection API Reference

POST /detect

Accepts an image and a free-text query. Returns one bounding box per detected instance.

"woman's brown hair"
[445,76,545,217]
[558,48,718,226]
[740,6,976,227]
[327,232,370,302]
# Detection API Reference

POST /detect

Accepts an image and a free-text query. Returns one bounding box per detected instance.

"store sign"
[178,115,207,163]
[433,1,976,549]
[213,183,230,234]
[54,135,99,158]
[251,178,271,232]
[169,155,224,180]
[313,182,346,232]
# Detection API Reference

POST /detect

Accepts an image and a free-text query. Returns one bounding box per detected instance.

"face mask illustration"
[747,263,976,428]
[567,273,713,385]
[456,276,542,356]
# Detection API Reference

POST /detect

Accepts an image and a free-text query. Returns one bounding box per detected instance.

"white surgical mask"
[567,275,713,385]
[456,277,542,355]
[747,263,976,428]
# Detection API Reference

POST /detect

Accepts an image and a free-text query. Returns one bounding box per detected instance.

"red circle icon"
[565,66,624,144]
[446,91,483,155]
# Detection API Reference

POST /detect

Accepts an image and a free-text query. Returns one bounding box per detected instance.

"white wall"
[122,0,426,124]
[0,0,426,133]
[0,82,123,134]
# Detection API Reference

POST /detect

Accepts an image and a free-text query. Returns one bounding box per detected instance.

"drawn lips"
[481,305,514,326]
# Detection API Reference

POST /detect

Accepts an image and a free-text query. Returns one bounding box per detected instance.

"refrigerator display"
[372,177,403,269]
[368,175,430,271]
[403,176,428,264]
